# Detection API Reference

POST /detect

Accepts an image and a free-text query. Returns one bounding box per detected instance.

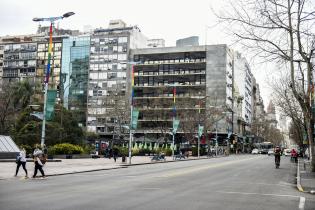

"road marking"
[157,156,261,178]
[297,160,304,192]
[216,191,301,198]
[299,197,305,210]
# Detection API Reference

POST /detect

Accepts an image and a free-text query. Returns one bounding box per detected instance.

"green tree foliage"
[11,105,84,147]
[0,80,34,134]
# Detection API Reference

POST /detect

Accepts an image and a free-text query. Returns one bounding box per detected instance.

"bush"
[51,143,84,155]
[118,147,128,156]
[163,148,172,156]
[139,148,151,155]
[132,148,139,156]
[82,144,93,154]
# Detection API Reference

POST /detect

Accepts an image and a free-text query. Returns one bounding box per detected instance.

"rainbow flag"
[131,65,135,105]
[45,23,53,84]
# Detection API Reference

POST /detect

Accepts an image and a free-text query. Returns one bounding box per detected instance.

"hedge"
[49,143,84,155]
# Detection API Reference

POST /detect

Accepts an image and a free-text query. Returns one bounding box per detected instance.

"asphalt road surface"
[0,155,314,210]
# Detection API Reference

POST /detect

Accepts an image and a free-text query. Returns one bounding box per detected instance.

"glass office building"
[61,35,90,127]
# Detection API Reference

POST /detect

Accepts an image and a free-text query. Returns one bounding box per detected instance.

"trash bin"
[122,155,126,163]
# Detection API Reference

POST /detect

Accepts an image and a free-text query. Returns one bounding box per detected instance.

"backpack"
[39,154,47,164]
[15,154,21,164]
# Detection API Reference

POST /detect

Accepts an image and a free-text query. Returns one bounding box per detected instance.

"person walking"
[274,146,281,168]
[113,148,118,162]
[32,145,46,179]
[15,148,28,178]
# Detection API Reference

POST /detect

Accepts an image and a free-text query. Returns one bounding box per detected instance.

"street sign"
[131,109,139,130]
[173,119,180,134]
[198,125,204,137]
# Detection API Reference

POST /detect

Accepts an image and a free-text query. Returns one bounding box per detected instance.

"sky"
[0,0,273,105]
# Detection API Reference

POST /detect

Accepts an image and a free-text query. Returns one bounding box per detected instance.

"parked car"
[260,149,268,154]
[268,149,274,156]
[251,149,259,154]
[90,152,100,159]
[283,149,291,156]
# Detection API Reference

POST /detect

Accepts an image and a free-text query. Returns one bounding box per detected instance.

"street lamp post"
[33,12,75,148]
[197,94,201,158]
[215,121,218,156]
[127,61,141,165]
[165,84,177,159]
[209,106,229,156]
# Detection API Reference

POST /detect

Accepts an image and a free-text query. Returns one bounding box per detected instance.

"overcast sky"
[0,0,273,105]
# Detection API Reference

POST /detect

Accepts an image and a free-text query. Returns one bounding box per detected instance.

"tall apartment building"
[130,44,234,144]
[0,45,3,90]
[234,52,253,129]
[61,35,90,127]
[1,36,37,84]
[147,39,165,48]
[87,20,148,138]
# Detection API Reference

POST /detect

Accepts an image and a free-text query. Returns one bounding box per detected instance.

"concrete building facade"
[130,44,234,145]
[1,36,37,84]
[86,20,148,139]
[0,45,3,90]
[147,39,165,48]
[234,52,253,126]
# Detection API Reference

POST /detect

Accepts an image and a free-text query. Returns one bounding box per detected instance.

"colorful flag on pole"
[45,23,53,84]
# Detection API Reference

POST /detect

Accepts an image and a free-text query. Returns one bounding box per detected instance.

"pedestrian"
[291,148,298,163]
[113,148,118,162]
[109,148,113,159]
[32,145,46,179]
[15,147,28,178]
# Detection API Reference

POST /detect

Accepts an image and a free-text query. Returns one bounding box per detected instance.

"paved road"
[0,155,314,210]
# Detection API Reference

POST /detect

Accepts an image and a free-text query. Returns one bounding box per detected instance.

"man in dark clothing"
[274,146,281,167]
[113,148,118,162]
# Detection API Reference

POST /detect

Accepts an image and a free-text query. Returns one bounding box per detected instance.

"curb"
[44,156,222,177]
[297,159,304,192]
[0,159,62,163]
[122,156,210,166]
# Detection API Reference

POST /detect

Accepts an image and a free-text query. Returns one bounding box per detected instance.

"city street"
[0,155,314,210]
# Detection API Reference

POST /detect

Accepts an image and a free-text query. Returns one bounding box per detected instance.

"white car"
[268,149,274,156]
[283,149,291,156]
[251,149,259,154]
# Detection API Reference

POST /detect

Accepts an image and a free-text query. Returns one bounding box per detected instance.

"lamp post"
[209,105,229,156]
[197,94,202,158]
[126,61,141,165]
[165,84,177,159]
[33,12,75,148]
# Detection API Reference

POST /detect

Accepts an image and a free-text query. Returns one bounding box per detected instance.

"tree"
[269,73,306,147]
[0,80,34,134]
[11,105,84,147]
[215,0,315,171]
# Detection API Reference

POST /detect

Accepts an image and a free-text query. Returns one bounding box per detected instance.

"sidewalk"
[297,159,315,194]
[0,155,207,180]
